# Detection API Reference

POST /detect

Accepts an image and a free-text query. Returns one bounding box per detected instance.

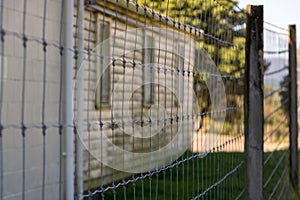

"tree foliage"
[137,0,246,134]
[137,0,246,75]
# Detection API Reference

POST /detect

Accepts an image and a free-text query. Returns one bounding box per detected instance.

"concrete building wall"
[1,0,63,199]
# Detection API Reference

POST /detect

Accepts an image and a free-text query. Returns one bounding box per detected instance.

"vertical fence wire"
[0,0,4,199]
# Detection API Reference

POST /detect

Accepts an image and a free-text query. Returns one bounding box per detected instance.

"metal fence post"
[245,5,264,200]
[63,0,75,199]
[288,24,298,189]
[76,0,84,199]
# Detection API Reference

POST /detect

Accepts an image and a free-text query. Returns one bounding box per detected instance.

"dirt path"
[191,133,290,153]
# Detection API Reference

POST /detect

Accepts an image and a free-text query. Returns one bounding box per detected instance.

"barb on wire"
[264,50,288,55]
[264,83,288,99]
[264,66,288,76]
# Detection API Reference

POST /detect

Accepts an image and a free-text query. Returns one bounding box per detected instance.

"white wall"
[1,0,63,199]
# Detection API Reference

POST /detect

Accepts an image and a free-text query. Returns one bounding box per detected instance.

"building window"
[143,35,155,105]
[95,22,110,109]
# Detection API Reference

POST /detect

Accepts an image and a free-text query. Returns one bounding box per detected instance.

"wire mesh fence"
[0,0,66,200]
[74,0,246,199]
[0,0,298,200]
[263,23,290,199]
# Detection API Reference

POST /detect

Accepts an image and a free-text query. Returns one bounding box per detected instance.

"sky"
[237,1,299,88]
[238,0,300,34]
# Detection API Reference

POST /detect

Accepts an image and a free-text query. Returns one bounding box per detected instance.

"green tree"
[138,0,246,134]
[138,0,246,75]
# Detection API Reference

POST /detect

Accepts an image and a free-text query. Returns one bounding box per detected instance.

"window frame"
[142,33,155,106]
[95,20,111,109]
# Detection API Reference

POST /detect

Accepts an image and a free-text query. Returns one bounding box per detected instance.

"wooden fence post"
[245,5,264,200]
[288,24,298,189]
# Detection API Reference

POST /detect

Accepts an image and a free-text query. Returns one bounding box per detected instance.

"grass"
[91,151,245,199]
[88,150,294,200]
[286,156,300,200]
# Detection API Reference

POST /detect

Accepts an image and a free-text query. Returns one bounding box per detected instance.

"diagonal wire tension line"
[264,82,288,99]
[264,99,288,121]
